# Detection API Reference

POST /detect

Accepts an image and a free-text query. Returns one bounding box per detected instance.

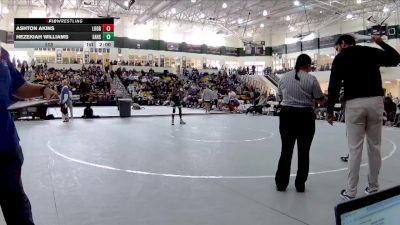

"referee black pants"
[275,106,316,190]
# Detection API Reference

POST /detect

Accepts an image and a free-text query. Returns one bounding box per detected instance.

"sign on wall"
[244,45,252,55]
[182,56,187,70]
[84,51,89,64]
[148,54,153,66]
[207,46,221,55]
[56,49,62,64]
[255,47,265,55]
[160,55,165,67]
[225,47,238,56]
[187,44,202,53]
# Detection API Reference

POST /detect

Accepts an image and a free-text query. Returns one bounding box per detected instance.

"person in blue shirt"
[60,79,72,122]
[0,47,58,225]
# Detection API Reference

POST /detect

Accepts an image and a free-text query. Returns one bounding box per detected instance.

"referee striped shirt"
[277,70,324,108]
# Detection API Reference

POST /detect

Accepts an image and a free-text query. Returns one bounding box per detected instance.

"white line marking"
[169,132,274,143]
[169,130,274,143]
[47,138,397,179]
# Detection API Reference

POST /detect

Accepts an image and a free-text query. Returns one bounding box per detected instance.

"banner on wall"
[182,56,187,70]
[244,45,252,55]
[160,55,165,67]
[56,49,62,64]
[202,57,207,69]
[254,47,265,55]
[207,46,221,55]
[84,51,89,64]
[225,47,238,56]
[187,44,202,53]
[148,54,153,66]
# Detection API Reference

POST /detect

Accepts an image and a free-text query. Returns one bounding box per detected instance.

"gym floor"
[2,114,399,225]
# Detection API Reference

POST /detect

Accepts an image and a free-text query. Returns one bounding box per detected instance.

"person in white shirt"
[228,90,236,100]
[275,54,324,192]
[212,88,218,110]
[202,86,213,113]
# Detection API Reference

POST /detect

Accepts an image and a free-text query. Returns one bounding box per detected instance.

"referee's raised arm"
[372,36,400,67]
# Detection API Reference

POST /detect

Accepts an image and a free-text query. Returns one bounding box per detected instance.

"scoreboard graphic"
[14,18,114,48]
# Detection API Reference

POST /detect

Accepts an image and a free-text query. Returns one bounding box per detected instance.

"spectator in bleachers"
[384,96,397,125]
[104,59,110,73]
[267,93,276,102]
[251,88,261,106]
[394,104,400,127]
[246,92,270,114]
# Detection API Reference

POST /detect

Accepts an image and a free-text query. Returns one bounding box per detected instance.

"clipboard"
[7,99,54,111]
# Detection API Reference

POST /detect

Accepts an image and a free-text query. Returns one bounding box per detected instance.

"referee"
[327,35,400,200]
[275,54,325,192]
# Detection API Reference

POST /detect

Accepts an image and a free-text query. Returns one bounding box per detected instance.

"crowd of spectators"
[183,68,272,111]
[109,60,159,67]
[384,94,400,127]
[113,66,267,112]
[12,57,400,122]
[32,65,114,103]
[113,68,177,105]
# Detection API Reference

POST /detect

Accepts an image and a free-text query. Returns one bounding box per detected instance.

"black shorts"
[172,101,182,107]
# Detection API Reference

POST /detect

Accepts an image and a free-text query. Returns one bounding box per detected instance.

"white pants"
[345,96,384,197]
[67,102,73,118]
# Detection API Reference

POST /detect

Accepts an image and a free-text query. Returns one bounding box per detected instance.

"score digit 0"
[102,24,114,32]
[102,32,114,41]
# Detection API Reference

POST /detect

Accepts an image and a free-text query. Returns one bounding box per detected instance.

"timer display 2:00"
[96,41,113,48]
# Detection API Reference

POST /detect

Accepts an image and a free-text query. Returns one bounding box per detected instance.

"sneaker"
[171,121,174,125]
[180,120,186,125]
[340,156,349,162]
[340,189,355,201]
[364,186,378,195]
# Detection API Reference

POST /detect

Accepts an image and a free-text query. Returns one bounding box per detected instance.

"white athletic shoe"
[180,120,186,125]
[364,186,379,195]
